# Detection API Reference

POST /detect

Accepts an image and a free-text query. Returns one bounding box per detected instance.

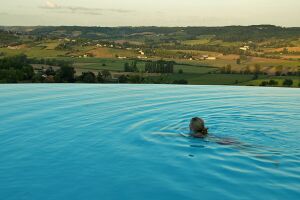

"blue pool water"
[0,84,300,200]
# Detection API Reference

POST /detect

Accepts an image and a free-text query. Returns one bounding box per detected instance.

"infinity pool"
[0,84,300,200]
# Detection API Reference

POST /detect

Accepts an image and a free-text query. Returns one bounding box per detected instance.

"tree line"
[24,25,300,42]
[260,79,295,87]
[124,60,175,74]
[124,61,138,72]
[0,54,34,83]
[0,54,187,85]
[145,60,174,73]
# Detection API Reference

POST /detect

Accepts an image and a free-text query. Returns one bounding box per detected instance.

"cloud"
[40,0,132,16]
[45,0,59,9]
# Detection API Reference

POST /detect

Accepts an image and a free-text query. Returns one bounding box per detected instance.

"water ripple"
[0,84,300,200]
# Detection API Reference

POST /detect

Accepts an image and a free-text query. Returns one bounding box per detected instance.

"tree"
[225,64,232,74]
[97,72,104,83]
[275,65,283,76]
[283,79,293,87]
[32,72,45,83]
[252,74,259,80]
[102,70,111,79]
[269,80,278,86]
[118,75,128,83]
[236,59,241,65]
[173,79,188,85]
[45,67,55,76]
[124,61,138,72]
[77,72,96,83]
[260,81,268,87]
[132,61,138,72]
[145,60,174,73]
[178,69,183,74]
[124,63,130,72]
[1,69,17,83]
[55,66,75,83]
[254,64,261,75]
[0,54,34,83]
[22,66,34,80]
[128,75,144,83]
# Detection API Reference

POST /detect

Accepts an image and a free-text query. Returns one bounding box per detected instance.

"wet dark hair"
[190,117,208,135]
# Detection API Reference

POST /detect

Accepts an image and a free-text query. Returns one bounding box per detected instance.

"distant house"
[200,55,216,60]
[118,56,127,59]
[207,57,216,60]
[83,53,93,58]
[139,50,145,55]
[137,56,148,59]
[7,46,19,50]
[240,46,250,51]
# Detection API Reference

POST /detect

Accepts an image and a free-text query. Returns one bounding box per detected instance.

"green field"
[73,58,217,74]
[182,39,211,45]
[147,73,263,85]
[74,59,144,72]
[0,46,67,58]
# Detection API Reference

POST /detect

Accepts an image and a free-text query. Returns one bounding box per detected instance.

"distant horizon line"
[1,24,300,28]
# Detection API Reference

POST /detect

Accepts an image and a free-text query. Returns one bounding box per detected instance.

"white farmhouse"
[240,46,250,51]
[137,56,148,59]
[118,56,127,59]
[207,57,216,60]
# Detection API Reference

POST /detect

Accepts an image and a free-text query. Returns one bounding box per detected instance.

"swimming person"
[189,117,208,138]
[187,117,277,165]
[189,117,246,146]
[188,117,250,147]
[189,117,239,143]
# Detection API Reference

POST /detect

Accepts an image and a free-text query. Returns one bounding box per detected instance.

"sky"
[0,0,300,27]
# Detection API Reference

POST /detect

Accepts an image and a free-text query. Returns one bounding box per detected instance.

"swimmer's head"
[190,117,208,135]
